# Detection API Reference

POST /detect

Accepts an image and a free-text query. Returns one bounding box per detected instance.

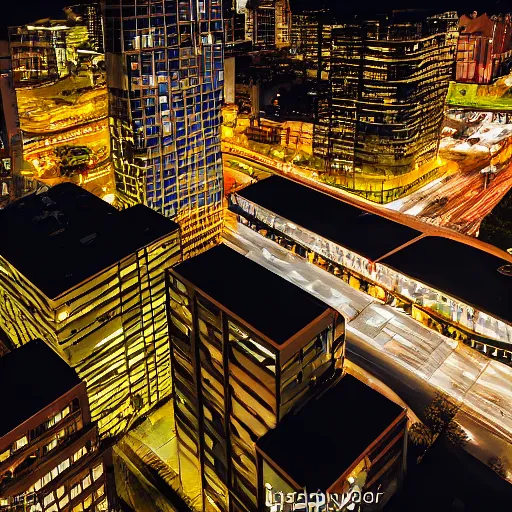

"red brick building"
[0,340,108,512]
[456,13,512,84]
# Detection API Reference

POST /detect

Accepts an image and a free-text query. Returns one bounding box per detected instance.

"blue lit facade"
[104,0,225,256]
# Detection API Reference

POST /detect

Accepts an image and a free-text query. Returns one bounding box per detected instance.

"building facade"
[8,15,115,203]
[0,340,108,512]
[258,374,408,511]
[230,176,512,364]
[8,24,61,86]
[314,11,458,177]
[103,0,225,258]
[456,13,512,84]
[290,10,331,80]
[246,0,291,49]
[167,244,346,511]
[65,3,105,53]
[0,184,181,438]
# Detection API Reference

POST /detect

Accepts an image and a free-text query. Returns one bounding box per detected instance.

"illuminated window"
[82,474,91,489]
[13,436,28,452]
[44,438,58,455]
[96,498,108,511]
[46,411,62,429]
[92,464,103,481]
[58,458,70,473]
[94,485,105,500]
[71,483,81,500]
[43,492,55,507]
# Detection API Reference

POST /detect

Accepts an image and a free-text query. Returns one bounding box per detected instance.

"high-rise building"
[9,23,62,86]
[167,243,346,511]
[8,15,115,202]
[290,9,331,80]
[0,183,181,438]
[456,13,512,84]
[223,0,246,44]
[65,3,105,53]
[0,340,109,512]
[103,0,225,259]
[246,0,291,49]
[314,10,458,178]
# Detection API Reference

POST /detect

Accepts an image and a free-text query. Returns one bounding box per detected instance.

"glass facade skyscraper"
[313,11,458,178]
[103,0,225,258]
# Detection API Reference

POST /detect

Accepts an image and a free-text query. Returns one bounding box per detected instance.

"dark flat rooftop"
[235,176,420,261]
[0,339,81,438]
[382,236,512,324]
[172,243,331,346]
[257,374,404,489]
[0,183,179,299]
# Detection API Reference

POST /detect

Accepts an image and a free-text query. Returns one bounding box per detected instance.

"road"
[386,159,512,236]
[223,222,512,476]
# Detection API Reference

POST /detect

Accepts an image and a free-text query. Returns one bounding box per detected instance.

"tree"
[488,456,508,479]
[423,392,467,448]
[409,423,434,448]
[424,392,458,433]
[445,420,469,448]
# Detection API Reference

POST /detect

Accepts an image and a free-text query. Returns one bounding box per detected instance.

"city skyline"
[1,1,512,511]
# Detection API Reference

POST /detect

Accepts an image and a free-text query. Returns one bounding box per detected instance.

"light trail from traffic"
[387,160,512,236]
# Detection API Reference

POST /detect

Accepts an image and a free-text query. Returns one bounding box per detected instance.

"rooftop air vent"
[80,233,97,244]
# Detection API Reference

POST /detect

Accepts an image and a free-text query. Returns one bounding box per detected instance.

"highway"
[386,159,512,236]
[223,223,512,474]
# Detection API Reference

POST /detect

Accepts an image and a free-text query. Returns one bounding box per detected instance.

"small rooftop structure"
[257,374,405,489]
[171,243,331,345]
[0,339,81,438]
[381,236,512,324]
[235,175,421,261]
[0,183,179,299]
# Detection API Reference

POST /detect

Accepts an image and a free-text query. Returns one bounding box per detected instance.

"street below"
[223,222,512,479]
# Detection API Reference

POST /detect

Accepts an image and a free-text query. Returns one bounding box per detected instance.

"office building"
[0,183,181,438]
[8,15,115,201]
[223,0,246,44]
[103,0,225,258]
[456,12,512,84]
[65,3,105,53]
[314,10,458,179]
[0,340,108,512]
[246,0,292,49]
[8,18,98,87]
[258,374,408,510]
[8,23,61,86]
[230,175,512,363]
[290,9,332,80]
[167,243,346,511]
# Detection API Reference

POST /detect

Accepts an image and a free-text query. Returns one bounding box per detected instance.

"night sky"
[0,0,509,39]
